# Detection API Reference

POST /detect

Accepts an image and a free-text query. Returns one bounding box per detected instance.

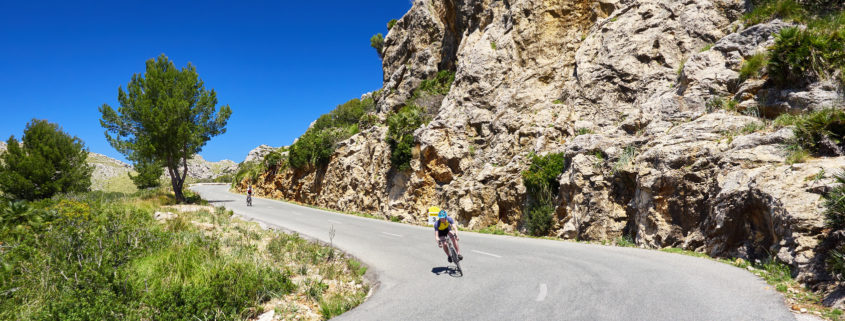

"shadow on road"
[431,266,462,277]
[206,199,236,204]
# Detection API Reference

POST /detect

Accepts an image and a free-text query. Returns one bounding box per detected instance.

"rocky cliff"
[242,0,844,301]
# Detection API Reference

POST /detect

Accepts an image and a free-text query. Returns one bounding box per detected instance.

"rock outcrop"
[242,0,845,299]
[186,155,237,180]
[244,145,281,164]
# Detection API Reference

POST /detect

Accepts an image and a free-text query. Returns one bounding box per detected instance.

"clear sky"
[0,0,411,163]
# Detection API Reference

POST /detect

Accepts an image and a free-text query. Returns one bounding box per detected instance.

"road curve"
[192,184,796,321]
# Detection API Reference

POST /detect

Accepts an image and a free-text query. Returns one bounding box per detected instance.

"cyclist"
[247,185,253,205]
[434,210,463,262]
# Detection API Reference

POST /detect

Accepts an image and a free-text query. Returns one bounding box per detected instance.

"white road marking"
[328,219,343,224]
[471,250,502,258]
[536,284,548,302]
[381,232,403,237]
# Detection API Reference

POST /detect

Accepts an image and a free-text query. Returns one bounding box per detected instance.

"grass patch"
[478,224,507,235]
[739,52,769,82]
[575,128,594,136]
[0,190,368,320]
[824,170,845,229]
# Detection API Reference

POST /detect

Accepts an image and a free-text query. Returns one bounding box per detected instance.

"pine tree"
[0,119,93,200]
[99,54,231,203]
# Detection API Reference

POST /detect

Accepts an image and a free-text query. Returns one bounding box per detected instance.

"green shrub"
[824,170,845,229]
[387,19,398,30]
[575,128,594,136]
[0,119,93,200]
[792,108,845,155]
[522,153,567,197]
[828,245,845,280]
[370,33,384,58]
[289,98,375,169]
[613,145,638,174]
[744,0,808,26]
[524,203,554,237]
[774,113,800,127]
[785,144,809,164]
[706,96,725,112]
[769,21,845,87]
[739,52,769,82]
[521,153,566,236]
[358,113,381,130]
[414,70,455,98]
[386,105,429,171]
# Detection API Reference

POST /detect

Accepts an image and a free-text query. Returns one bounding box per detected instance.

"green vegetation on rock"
[522,153,566,236]
[370,33,384,58]
[739,52,769,82]
[387,105,429,171]
[387,19,398,30]
[289,97,375,169]
[0,119,93,200]
[824,170,845,229]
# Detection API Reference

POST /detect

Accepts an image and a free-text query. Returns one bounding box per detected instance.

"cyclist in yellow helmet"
[435,210,463,262]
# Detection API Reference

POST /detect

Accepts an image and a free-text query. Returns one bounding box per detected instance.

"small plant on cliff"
[575,128,593,136]
[521,153,566,236]
[769,22,845,87]
[386,105,429,171]
[705,96,725,112]
[739,52,768,82]
[824,170,845,229]
[612,145,638,174]
[387,19,398,30]
[792,108,845,156]
[743,0,807,26]
[414,70,456,98]
[370,33,384,59]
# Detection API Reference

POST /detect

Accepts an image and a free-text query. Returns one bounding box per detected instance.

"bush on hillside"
[386,105,429,171]
[0,119,93,200]
[792,108,845,156]
[387,19,398,30]
[744,0,808,25]
[413,70,455,99]
[522,152,567,197]
[739,52,769,82]
[288,98,374,169]
[0,192,296,320]
[521,153,566,236]
[370,33,384,58]
[824,170,845,229]
[769,23,845,87]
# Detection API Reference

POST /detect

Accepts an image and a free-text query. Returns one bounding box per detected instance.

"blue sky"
[0,1,411,163]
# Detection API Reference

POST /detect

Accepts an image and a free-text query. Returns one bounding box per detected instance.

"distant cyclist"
[435,210,463,262]
[247,185,253,206]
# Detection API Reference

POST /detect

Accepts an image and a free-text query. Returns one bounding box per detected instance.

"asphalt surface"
[192,184,797,321]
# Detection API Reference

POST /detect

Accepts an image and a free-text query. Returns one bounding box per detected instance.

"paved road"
[192,184,797,321]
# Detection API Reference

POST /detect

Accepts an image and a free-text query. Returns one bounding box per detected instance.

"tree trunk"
[166,155,186,204]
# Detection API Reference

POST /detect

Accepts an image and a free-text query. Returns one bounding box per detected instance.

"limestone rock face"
[186,155,237,180]
[244,145,280,163]
[244,0,845,295]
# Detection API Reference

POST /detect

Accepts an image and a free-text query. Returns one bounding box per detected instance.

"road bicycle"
[246,195,252,206]
[439,237,463,275]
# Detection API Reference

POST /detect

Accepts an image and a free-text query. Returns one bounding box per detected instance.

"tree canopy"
[99,54,231,202]
[0,119,93,200]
